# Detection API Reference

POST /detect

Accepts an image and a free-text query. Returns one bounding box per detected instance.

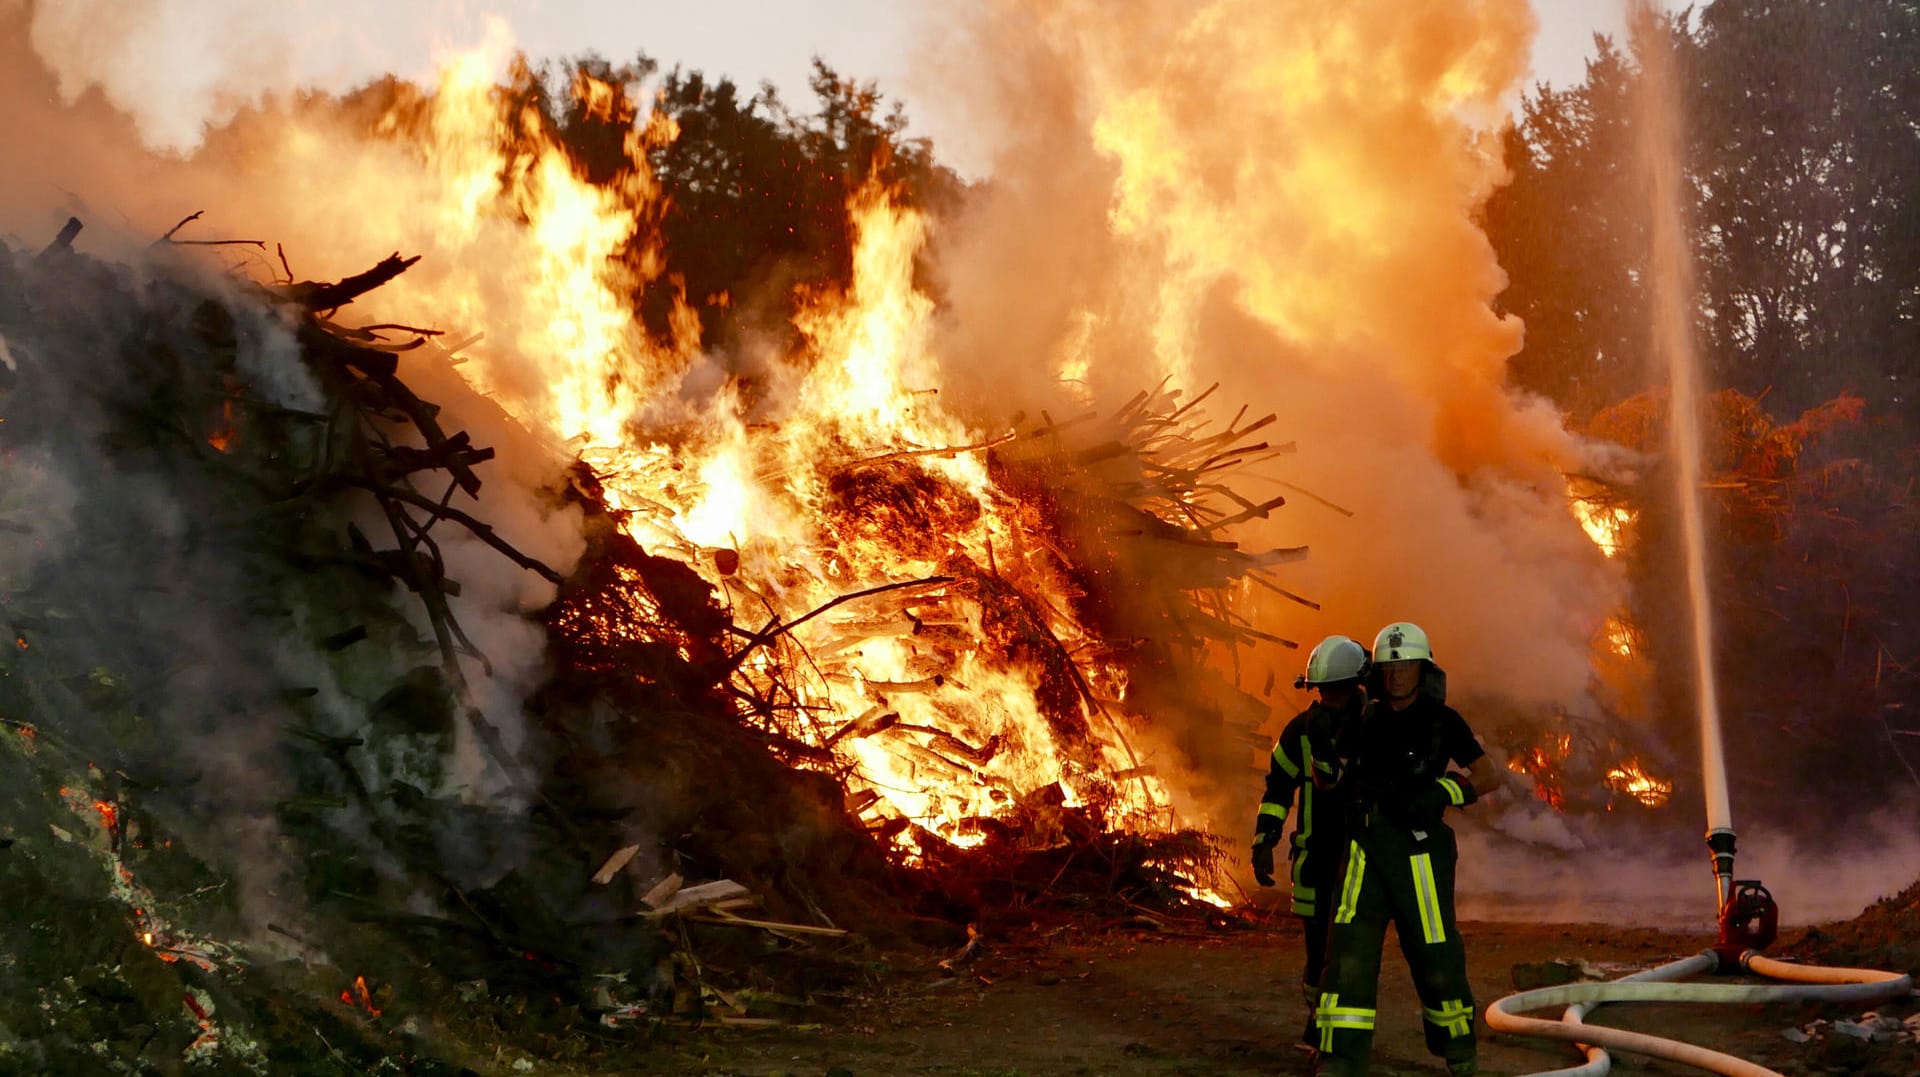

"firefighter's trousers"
[1314,821,1475,1075]
[1292,835,1336,1048]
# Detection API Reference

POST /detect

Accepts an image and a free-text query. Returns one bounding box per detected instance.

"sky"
[20,0,1668,174]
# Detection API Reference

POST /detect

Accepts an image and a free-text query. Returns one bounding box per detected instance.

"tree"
[1485,38,1653,418]
[1685,0,1920,418]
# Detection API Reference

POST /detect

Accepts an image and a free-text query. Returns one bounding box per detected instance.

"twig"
[171,239,267,249]
[1249,572,1322,611]
[345,479,562,584]
[1883,714,1920,791]
[159,211,203,242]
[722,577,953,676]
[1273,479,1355,517]
[838,431,1018,472]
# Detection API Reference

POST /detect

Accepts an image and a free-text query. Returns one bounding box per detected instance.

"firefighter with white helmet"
[1312,622,1501,1077]
[1251,633,1369,1052]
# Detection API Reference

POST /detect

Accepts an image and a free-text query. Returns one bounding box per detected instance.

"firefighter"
[1251,634,1369,1051]
[1313,622,1501,1077]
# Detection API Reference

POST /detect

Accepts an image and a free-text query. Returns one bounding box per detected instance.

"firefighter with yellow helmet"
[1312,622,1501,1077]
[1251,633,1369,1051]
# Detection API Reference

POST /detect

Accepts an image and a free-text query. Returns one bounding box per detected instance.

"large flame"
[2,0,1650,867]
[273,38,1176,852]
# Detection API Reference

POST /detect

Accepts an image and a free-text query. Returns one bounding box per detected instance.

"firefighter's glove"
[1251,839,1277,887]
[1387,773,1476,828]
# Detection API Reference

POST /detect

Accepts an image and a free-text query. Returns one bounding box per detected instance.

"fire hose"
[1485,949,1914,1077]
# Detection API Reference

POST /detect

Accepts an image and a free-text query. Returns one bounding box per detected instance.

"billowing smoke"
[915,0,1627,844]
[923,0,1618,703]
[0,2,592,936]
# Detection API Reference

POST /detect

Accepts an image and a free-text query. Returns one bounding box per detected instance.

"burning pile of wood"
[542,379,1316,917]
[0,216,1303,1069]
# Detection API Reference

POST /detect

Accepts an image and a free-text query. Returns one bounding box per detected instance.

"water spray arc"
[1485,6,1913,1074]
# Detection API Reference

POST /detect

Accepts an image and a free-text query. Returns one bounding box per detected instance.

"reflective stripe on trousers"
[1424,998,1473,1038]
[1333,841,1366,924]
[1314,990,1376,1052]
[1411,851,1445,943]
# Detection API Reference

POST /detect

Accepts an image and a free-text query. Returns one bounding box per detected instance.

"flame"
[1604,756,1673,808]
[1569,490,1635,558]
[92,798,117,833]
[352,975,382,1017]
[1598,615,1636,658]
[361,51,1176,853]
[1505,737,1570,811]
[1506,728,1673,813]
[207,398,236,453]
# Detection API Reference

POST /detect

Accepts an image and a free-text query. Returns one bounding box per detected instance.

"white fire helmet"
[1372,622,1432,664]
[1296,635,1369,688]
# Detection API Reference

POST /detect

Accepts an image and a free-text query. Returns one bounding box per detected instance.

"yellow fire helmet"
[1372,622,1432,664]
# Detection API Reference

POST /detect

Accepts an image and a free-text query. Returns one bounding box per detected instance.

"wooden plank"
[645,878,748,917]
[700,907,848,937]
[641,872,683,908]
[591,844,642,885]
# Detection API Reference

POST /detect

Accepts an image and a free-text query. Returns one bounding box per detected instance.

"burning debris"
[0,186,1298,1069]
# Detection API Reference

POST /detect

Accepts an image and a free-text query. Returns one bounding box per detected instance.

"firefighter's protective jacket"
[1255,695,1362,917]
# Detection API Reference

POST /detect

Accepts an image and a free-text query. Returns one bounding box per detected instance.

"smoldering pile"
[0,217,1307,1072]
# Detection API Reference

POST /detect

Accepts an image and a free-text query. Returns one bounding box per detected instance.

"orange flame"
[342,975,381,1017]
[207,399,236,453]
[357,53,1179,851]
[1568,487,1635,558]
[1604,756,1673,808]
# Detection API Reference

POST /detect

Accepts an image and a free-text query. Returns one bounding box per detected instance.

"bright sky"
[32,0,1670,171]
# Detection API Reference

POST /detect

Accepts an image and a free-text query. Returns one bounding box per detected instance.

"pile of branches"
[1,211,1313,1070]
[0,218,887,1073]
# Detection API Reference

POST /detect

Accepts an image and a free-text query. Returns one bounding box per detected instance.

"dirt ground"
[605,916,1918,1077]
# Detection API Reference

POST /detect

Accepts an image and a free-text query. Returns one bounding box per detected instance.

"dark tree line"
[1487,1,1920,819]
[1488,0,1920,422]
